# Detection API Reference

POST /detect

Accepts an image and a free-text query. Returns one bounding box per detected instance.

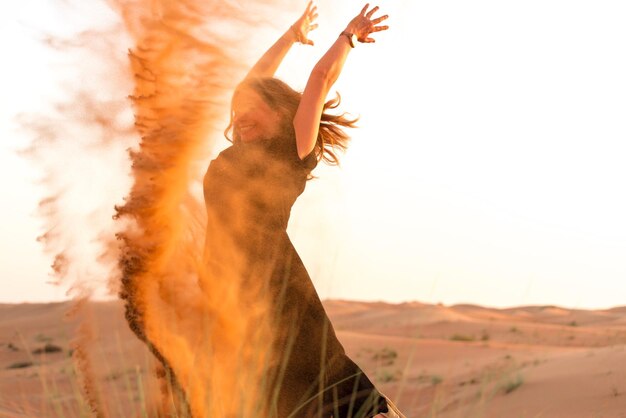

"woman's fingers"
[292,1,318,45]
[350,4,389,43]
[303,2,317,24]
[371,14,388,25]
[365,5,379,18]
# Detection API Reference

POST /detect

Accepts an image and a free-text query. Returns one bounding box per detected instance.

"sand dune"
[2,300,626,417]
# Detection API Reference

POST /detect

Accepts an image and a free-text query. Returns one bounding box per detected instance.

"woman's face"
[232,87,282,143]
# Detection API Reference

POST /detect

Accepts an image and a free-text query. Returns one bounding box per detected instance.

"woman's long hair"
[224,77,358,165]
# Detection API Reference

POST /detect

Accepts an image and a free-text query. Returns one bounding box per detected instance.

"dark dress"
[203,134,388,418]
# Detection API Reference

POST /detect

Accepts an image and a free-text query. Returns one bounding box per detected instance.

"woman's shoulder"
[217,144,239,158]
[209,144,243,166]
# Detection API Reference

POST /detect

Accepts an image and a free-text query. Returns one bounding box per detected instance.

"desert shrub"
[431,375,443,385]
[372,347,398,366]
[376,369,400,383]
[32,343,63,354]
[7,361,34,369]
[501,374,524,394]
[450,334,475,342]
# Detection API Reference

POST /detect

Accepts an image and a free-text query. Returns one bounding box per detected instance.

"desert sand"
[2,299,626,418]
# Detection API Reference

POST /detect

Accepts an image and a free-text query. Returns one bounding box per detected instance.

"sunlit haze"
[2,0,625,309]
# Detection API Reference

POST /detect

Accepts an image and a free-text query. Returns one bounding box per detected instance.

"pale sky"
[2,0,625,309]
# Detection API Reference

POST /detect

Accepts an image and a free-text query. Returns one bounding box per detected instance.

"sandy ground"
[2,299,626,418]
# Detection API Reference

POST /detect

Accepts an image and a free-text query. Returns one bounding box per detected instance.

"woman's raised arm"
[293,4,388,160]
[245,1,318,80]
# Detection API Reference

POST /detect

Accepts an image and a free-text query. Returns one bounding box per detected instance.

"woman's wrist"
[288,25,300,44]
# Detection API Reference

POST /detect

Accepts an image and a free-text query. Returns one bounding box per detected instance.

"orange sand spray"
[111,1,287,416]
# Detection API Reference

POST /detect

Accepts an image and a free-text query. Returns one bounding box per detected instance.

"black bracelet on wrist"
[340,31,356,48]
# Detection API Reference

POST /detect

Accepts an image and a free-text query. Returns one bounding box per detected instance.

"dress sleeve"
[273,134,318,173]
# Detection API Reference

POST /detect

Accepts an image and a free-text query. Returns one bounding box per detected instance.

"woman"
[203,3,404,417]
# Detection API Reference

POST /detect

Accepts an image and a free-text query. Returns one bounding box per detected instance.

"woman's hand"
[345,4,389,44]
[290,1,319,46]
